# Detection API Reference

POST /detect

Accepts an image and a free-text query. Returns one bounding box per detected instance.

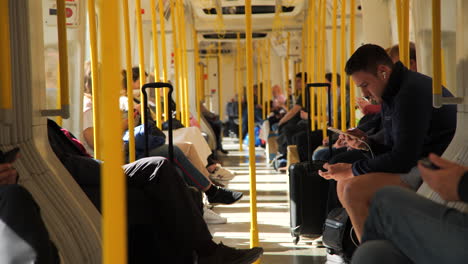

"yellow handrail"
[432,0,442,107]
[308,1,316,131]
[218,41,223,121]
[332,0,338,128]
[158,0,169,121]
[206,56,211,110]
[320,0,327,139]
[136,0,146,123]
[193,26,201,123]
[237,33,244,151]
[97,1,126,263]
[245,0,260,250]
[301,28,306,106]
[340,0,347,131]
[0,0,12,110]
[178,0,190,126]
[56,0,70,118]
[349,0,356,127]
[87,0,101,159]
[171,0,181,122]
[151,0,162,128]
[56,62,62,126]
[123,0,136,162]
[267,41,272,118]
[403,0,410,67]
[285,33,290,110]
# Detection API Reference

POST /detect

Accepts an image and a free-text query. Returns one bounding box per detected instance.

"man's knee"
[342,178,364,206]
[352,240,411,264]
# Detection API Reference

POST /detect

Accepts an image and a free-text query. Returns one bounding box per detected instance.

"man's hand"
[318,163,354,181]
[333,137,347,148]
[0,163,18,185]
[418,153,468,201]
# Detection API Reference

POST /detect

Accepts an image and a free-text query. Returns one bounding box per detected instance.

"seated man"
[48,124,264,263]
[318,44,457,239]
[0,156,59,264]
[352,154,468,264]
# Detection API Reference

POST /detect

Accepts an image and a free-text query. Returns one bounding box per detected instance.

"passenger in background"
[276,73,307,159]
[352,154,468,264]
[387,42,417,72]
[318,44,457,239]
[0,153,59,263]
[200,100,228,155]
[241,84,264,141]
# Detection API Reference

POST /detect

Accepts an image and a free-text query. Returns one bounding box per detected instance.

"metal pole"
[245,0,259,249]
[122,0,136,162]
[97,1,126,263]
[340,0,347,131]
[151,0,162,128]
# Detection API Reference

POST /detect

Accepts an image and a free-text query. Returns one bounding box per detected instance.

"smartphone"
[0,148,20,163]
[419,158,440,170]
[327,127,359,140]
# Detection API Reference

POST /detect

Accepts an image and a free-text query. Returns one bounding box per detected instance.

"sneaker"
[325,252,346,264]
[209,177,227,188]
[207,186,243,205]
[198,242,263,264]
[203,207,227,224]
[210,164,235,181]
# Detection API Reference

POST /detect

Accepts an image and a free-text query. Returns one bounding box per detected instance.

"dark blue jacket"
[352,62,457,175]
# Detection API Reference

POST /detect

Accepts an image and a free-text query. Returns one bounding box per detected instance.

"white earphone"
[382,72,387,79]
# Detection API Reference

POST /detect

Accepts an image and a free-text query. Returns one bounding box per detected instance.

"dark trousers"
[277,117,302,155]
[0,185,59,264]
[293,130,324,162]
[60,156,211,263]
[205,116,224,150]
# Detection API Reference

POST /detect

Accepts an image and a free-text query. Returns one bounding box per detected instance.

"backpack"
[322,208,358,262]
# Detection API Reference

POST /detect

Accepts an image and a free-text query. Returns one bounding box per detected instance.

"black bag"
[323,208,358,261]
[141,82,174,161]
[289,83,333,244]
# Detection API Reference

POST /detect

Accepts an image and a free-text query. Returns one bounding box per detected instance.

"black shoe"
[207,186,243,205]
[198,242,263,264]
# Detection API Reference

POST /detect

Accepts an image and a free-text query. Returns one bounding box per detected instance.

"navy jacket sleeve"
[458,172,468,203]
[352,78,433,175]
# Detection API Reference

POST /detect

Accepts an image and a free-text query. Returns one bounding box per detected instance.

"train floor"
[208,137,327,263]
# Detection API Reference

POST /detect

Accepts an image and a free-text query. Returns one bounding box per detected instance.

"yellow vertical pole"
[245,0,260,250]
[321,0,327,139]
[56,62,63,126]
[349,0,356,127]
[158,0,169,121]
[301,29,306,106]
[151,0,162,128]
[340,0,347,131]
[123,0,136,163]
[87,0,101,159]
[316,0,323,133]
[0,0,12,109]
[206,56,211,111]
[257,44,263,118]
[432,0,442,95]
[237,34,243,151]
[402,0,410,67]
[170,0,182,122]
[178,0,190,126]
[332,0,338,128]
[56,0,70,118]
[136,0,146,123]
[265,40,271,118]
[309,0,316,131]
[285,33,290,110]
[96,1,126,263]
[193,26,201,123]
[218,41,223,121]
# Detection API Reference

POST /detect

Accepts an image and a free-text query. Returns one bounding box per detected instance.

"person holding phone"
[352,154,468,264]
[0,149,60,263]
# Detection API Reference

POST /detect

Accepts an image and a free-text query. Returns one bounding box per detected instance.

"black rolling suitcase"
[289,82,333,244]
[141,82,174,161]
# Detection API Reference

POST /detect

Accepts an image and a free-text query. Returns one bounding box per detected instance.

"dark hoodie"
[352,62,457,175]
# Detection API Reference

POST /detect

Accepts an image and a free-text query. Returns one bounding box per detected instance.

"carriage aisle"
[207,137,327,263]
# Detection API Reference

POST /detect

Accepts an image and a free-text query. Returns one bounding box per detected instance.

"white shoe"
[210,164,235,181]
[325,253,346,264]
[203,207,227,224]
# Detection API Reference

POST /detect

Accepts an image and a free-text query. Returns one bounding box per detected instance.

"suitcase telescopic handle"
[141,82,174,161]
[305,83,333,161]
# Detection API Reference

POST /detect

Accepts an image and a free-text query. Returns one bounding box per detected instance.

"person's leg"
[0,185,59,264]
[351,240,412,264]
[294,130,323,162]
[339,173,410,240]
[362,186,468,263]
[313,147,347,161]
[170,127,212,165]
[149,145,211,191]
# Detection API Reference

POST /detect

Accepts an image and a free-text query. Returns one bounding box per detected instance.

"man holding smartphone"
[352,154,468,263]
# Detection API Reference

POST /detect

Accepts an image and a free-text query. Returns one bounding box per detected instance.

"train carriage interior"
[1,0,468,263]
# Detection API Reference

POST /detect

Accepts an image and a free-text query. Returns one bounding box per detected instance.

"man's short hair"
[388,42,417,61]
[295,72,308,82]
[345,44,394,76]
